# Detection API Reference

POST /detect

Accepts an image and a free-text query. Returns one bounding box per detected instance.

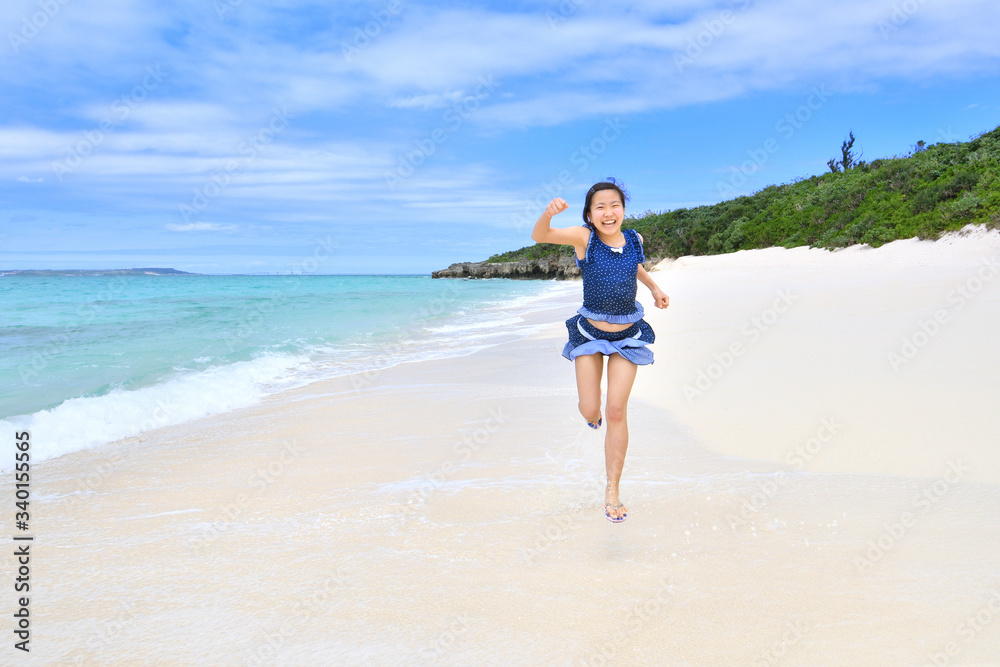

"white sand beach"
[636,225,1000,483]
[8,227,1000,665]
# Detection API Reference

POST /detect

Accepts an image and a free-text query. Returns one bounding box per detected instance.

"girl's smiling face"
[588,189,625,236]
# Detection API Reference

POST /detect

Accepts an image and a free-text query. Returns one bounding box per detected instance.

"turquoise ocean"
[0,274,576,469]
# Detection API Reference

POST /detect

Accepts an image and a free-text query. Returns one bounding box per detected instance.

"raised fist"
[546,197,569,217]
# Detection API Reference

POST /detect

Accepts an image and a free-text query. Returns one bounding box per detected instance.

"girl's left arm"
[638,264,670,309]
[634,232,669,309]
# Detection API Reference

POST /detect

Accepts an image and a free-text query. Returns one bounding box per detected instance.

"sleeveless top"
[576,227,645,325]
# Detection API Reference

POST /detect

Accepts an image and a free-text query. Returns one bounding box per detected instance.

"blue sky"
[2,0,999,274]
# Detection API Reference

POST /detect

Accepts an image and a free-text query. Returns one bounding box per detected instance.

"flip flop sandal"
[604,502,627,523]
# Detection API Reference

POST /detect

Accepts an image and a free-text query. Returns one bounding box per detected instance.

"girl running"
[531,179,669,523]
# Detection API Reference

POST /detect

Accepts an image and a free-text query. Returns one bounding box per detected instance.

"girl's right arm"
[530,198,589,256]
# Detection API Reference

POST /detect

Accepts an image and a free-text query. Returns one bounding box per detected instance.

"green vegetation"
[488,124,1000,263]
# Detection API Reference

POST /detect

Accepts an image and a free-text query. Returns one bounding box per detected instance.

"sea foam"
[0,353,308,470]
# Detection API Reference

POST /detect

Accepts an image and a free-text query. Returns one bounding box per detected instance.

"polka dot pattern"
[575,227,645,324]
[562,226,656,364]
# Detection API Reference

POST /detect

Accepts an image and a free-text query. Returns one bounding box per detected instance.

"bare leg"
[574,353,604,427]
[604,353,638,520]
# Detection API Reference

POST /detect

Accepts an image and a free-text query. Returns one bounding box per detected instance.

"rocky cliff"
[432,255,660,279]
[432,255,581,280]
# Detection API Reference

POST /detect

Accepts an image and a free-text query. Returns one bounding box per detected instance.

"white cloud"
[250,0,988,131]
[7,1,999,132]
[389,91,465,110]
[165,222,239,232]
[105,101,238,133]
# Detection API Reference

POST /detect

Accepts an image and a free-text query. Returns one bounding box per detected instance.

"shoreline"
[1,278,580,472]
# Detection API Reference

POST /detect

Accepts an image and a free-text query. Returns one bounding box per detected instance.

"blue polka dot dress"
[561,227,655,365]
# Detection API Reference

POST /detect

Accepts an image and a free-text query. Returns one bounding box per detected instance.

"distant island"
[434,123,1000,279]
[0,268,196,276]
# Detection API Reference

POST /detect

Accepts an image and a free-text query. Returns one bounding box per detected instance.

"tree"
[828,131,861,172]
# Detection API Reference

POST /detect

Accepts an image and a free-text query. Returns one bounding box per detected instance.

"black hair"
[582,178,629,229]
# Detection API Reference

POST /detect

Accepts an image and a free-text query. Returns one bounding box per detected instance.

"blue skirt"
[561,314,655,366]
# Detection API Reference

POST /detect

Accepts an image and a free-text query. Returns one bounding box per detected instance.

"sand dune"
[637,224,1000,483]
